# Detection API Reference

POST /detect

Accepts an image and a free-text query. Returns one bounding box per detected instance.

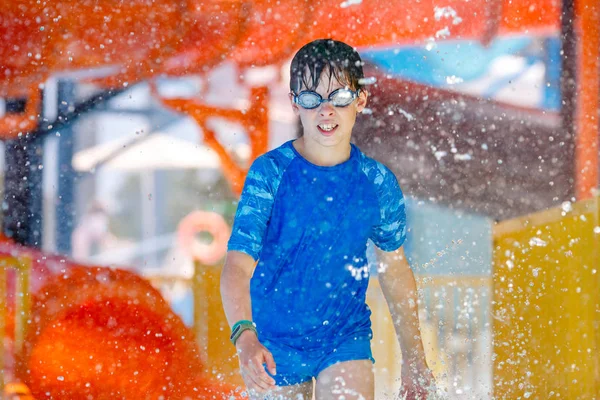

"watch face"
[230,325,241,339]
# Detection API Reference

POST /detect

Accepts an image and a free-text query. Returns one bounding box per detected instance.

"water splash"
[454,153,472,161]
[340,0,362,8]
[435,27,451,39]
[425,37,437,51]
[358,76,377,85]
[434,6,463,25]
[346,264,369,280]
[420,239,464,270]
[388,106,416,121]
[446,75,464,85]
[528,237,547,247]
[434,151,448,161]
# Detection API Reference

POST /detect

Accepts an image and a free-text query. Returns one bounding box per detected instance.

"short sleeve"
[227,156,278,260]
[369,168,407,251]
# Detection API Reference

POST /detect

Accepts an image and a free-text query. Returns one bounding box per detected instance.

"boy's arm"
[220,250,277,392]
[376,246,434,394]
[220,250,256,328]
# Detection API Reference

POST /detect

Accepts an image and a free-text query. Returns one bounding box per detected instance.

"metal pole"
[3,132,44,247]
[55,80,77,254]
[560,0,578,201]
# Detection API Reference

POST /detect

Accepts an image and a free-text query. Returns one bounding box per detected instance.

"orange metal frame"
[575,0,599,199]
[152,84,269,196]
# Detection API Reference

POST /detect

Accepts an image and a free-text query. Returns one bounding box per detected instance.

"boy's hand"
[399,361,436,400]
[235,330,277,394]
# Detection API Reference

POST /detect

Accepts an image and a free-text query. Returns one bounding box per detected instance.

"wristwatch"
[230,320,258,345]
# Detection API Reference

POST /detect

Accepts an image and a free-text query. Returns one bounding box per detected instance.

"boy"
[221,39,434,400]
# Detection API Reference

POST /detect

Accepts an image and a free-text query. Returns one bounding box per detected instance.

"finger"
[246,361,275,392]
[249,358,276,388]
[253,354,275,389]
[263,350,277,376]
[240,357,270,388]
[242,367,270,394]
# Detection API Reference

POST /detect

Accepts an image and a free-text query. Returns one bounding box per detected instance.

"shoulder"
[355,146,399,191]
[249,141,296,179]
[245,141,297,197]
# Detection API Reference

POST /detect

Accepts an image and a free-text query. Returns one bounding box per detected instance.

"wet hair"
[289,39,364,94]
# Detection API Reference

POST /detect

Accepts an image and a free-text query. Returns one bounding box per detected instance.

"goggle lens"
[330,89,355,106]
[297,92,321,109]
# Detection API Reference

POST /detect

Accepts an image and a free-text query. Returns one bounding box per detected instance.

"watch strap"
[230,320,257,345]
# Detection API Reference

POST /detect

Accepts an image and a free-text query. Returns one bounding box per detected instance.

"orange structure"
[154,84,270,195]
[0,242,240,399]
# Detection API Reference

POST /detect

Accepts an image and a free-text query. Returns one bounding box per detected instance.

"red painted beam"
[575,0,600,199]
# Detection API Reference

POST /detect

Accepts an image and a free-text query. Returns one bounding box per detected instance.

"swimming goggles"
[292,88,359,109]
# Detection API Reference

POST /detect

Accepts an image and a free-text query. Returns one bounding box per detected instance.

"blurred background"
[0,0,598,399]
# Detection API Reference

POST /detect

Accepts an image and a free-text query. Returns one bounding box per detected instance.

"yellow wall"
[193,262,244,387]
[492,196,600,398]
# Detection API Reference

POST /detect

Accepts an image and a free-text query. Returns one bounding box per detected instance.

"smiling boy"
[221,39,433,400]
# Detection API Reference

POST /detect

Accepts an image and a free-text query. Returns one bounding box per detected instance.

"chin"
[310,130,348,144]
[314,135,343,146]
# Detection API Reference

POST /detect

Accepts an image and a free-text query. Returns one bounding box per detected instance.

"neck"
[294,136,352,167]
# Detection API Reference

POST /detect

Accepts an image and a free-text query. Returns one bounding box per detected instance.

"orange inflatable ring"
[177,211,230,265]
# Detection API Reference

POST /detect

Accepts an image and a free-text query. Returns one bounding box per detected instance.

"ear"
[288,92,300,116]
[356,90,368,113]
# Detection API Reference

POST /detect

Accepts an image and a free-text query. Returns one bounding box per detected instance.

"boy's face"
[289,72,368,149]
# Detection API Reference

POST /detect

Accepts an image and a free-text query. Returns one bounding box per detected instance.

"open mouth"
[317,123,338,135]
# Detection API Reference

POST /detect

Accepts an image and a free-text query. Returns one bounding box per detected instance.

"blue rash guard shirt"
[228,140,407,351]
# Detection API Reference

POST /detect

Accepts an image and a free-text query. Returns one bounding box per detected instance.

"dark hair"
[289,39,364,94]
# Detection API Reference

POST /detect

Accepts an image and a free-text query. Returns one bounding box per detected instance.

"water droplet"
[529,237,547,247]
[358,77,376,85]
[446,75,464,85]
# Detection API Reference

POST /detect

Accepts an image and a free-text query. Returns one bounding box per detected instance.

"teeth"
[319,124,337,131]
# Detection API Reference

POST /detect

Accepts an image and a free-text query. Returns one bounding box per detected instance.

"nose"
[319,101,335,116]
